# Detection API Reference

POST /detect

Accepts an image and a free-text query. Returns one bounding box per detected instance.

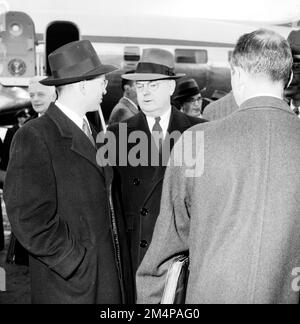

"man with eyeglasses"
[173,78,207,118]
[4,40,133,304]
[107,48,206,300]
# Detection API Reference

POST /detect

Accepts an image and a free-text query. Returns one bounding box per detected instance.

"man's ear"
[123,84,130,95]
[286,69,294,89]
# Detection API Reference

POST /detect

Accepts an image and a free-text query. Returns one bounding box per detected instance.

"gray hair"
[230,29,293,85]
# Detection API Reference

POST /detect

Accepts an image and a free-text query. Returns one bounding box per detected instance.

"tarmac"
[0,193,31,304]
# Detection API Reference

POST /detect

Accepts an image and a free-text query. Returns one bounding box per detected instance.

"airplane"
[0,1,299,128]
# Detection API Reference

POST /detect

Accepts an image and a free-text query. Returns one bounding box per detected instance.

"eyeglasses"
[135,80,165,92]
[186,96,202,104]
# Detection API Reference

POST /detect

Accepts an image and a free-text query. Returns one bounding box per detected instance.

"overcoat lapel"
[127,111,155,171]
[46,103,104,177]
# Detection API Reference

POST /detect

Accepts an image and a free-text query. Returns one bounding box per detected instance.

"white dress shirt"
[146,108,172,139]
[55,101,92,133]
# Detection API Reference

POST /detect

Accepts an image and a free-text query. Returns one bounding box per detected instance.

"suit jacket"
[4,103,133,304]
[137,96,300,304]
[109,97,139,125]
[108,107,206,285]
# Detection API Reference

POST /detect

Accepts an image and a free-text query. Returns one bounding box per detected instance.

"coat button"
[140,240,148,248]
[133,178,141,186]
[140,208,148,216]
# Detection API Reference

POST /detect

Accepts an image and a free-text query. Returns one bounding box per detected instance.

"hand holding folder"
[161,254,189,304]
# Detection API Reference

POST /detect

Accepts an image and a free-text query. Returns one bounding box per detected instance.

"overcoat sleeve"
[136,138,192,304]
[4,125,86,279]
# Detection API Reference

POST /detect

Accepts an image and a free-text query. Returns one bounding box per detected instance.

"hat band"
[135,62,175,76]
[52,56,101,79]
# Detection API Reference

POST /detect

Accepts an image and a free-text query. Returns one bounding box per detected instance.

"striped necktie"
[82,119,95,147]
[152,116,163,163]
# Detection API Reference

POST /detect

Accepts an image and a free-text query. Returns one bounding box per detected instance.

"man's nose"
[142,85,151,95]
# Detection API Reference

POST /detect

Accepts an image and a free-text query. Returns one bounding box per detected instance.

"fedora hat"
[40,40,117,86]
[122,48,185,81]
[173,78,201,100]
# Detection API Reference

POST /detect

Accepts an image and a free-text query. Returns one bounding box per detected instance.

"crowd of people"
[1,27,300,304]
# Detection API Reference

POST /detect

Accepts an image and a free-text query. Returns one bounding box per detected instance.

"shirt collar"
[56,101,90,131]
[123,96,139,111]
[146,107,172,138]
[243,93,282,103]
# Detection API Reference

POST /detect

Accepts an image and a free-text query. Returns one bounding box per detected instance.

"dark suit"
[108,107,206,289]
[4,103,133,304]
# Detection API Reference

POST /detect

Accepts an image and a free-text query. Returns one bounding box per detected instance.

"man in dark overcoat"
[4,40,133,304]
[107,48,206,297]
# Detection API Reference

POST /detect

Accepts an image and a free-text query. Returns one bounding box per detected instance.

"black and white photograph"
[1,0,300,309]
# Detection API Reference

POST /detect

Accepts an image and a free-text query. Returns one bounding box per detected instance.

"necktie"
[152,116,163,159]
[82,119,95,147]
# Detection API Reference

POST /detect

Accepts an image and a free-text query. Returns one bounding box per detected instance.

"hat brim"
[121,73,185,81]
[40,65,118,86]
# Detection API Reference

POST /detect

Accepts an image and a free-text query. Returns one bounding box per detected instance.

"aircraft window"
[124,46,140,61]
[124,54,140,61]
[175,49,208,64]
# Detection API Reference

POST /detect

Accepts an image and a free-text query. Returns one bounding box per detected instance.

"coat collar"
[119,97,139,115]
[46,103,104,177]
[239,96,294,116]
[126,106,192,133]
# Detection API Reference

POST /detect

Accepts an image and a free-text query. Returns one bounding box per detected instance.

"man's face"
[135,80,174,117]
[85,75,108,111]
[29,81,56,115]
[182,94,203,117]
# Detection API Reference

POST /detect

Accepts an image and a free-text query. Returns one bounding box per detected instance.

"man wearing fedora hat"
[173,78,208,119]
[107,48,206,297]
[4,40,133,303]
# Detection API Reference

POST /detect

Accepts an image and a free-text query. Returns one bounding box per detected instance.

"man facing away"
[137,29,300,304]
[4,40,133,304]
[106,48,206,299]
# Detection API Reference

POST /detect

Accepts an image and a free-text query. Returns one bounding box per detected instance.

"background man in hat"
[173,78,207,118]
[0,109,30,172]
[286,29,300,116]
[107,48,206,298]
[4,40,133,304]
[108,70,139,125]
[137,29,300,304]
